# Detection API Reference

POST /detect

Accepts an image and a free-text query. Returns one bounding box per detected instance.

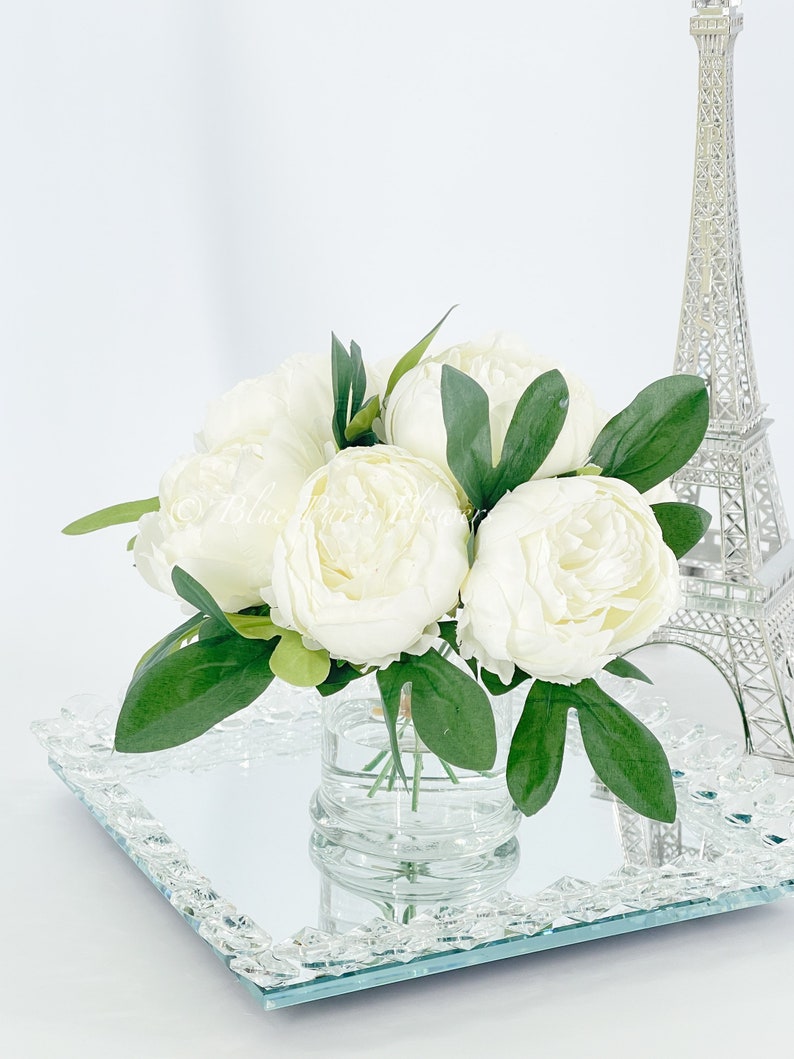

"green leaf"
[126,535,137,552]
[171,567,237,635]
[491,370,569,502]
[115,634,275,753]
[384,305,457,399]
[436,619,477,675]
[603,657,653,684]
[380,649,497,771]
[345,394,381,442]
[651,501,711,559]
[575,679,676,823]
[130,615,204,687]
[481,666,531,697]
[440,364,494,509]
[331,332,353,450]
[198,617,228,640]
[349,339,367,418]
[466,529,476,566]
[223,612,280,640]
[436,620,458,654]
[62,497,160,536]
[589,375,709,493]
[506,680,571,816]
[317,660,364,697]
[375,668,409,789]
[270,630,331,687]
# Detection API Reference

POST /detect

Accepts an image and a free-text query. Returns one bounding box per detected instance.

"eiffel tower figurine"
[651,0,794,770]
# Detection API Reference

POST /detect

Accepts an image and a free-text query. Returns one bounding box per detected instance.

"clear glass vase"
[309,676,521,921]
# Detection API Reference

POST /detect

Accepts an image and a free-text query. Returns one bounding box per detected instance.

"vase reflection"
[312,834,520,931]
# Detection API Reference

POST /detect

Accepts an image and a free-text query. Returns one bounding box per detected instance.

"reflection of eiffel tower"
[593,780,694,865]
[652,1,794,770]
[614,800,691,868]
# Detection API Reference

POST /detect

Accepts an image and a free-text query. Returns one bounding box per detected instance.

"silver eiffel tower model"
[652,0,794,770]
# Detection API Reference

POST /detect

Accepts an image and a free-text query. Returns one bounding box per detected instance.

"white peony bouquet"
[65,311,710,822]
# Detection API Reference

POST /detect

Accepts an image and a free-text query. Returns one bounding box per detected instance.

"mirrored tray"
[32,675,794,1011]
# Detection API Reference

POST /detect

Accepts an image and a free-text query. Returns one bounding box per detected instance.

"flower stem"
[411,749,423,812]
[364,715,411,795]
[386,761,398,792]
[440,759,460,785]
[362,748,388,773]
[367,754,396,798]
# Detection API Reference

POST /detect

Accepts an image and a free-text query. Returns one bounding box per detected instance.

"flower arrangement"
[65,311,710,824]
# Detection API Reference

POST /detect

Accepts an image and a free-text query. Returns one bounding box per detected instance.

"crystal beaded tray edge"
[32,677,794,1011]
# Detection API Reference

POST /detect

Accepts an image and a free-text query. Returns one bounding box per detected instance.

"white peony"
[267,445,470,668]
[134,424,325,612]
[458,475,681,685]
[197,353,336,454]
[383,334,606,496]
[642,479,678,505]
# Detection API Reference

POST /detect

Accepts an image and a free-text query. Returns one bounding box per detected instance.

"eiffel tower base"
[646,578,794,774]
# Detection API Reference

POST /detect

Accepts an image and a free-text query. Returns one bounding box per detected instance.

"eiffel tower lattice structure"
[650,0,794,770]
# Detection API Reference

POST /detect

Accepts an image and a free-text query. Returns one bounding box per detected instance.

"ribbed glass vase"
[309,678,521,921]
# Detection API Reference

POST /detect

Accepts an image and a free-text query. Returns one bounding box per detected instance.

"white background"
[3,1,794,1056]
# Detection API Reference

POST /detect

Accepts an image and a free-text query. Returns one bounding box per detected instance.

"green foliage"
[378,650,496,771]
[491,369,569,498]
[316,660,364,697]
[171,567,237,635]
[270,630,331,687]
[62,497,160,536]
[651,501,711,559]
[480,666,531,697]
[575,679,676,823]
[603,657,653,684]
[345,395,381,442]
[374,669,409,789]
[349,339,366,420]
[115,634,275,753]
[507,680,571,816]
[440,366,570,510]
[331,334,379,448]
[440,366,495,509]
[331,333,355,450]
[223,612,279,640]
[130,615,204,687]
[506,678,676,823]
[197,617,229,640]
[589,375,709,494]
[171,567,330,688]
[384,305,457,399]
[436,620,477,675]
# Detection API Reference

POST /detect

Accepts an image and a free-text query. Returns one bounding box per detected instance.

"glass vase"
[309,676,521,922]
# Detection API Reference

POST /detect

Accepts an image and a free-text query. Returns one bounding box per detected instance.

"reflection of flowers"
[267,445,469,668]
[384,333,606,497]
[134,426,325,612]
[458,476,681,685]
